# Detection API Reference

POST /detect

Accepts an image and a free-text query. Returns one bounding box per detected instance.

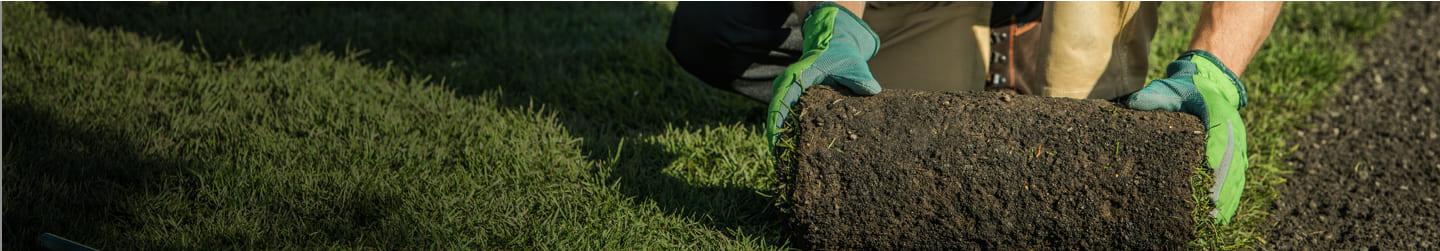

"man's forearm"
[794,1,866,19]
[1189,2,1282,76]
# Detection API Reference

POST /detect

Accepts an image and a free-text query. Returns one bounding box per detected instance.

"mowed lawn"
[2,2,1392,250]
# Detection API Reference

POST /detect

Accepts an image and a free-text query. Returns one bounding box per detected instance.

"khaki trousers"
[863,2,1158,100]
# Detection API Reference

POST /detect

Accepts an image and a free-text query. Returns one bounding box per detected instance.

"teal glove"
[1125,50,1249,225]
[766,2,882,147]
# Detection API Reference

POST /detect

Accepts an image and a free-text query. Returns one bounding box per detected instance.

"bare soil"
[780,86,1204,249]
[1268,3,1440,249]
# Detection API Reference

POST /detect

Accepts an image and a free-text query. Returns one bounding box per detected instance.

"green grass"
[1,2,1395,249]
[1149,2,1398,249]
[4,2,773,249]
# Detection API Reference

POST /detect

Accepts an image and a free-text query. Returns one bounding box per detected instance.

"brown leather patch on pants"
[987,17,1044,95]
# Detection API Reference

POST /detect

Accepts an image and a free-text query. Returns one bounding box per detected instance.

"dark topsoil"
[781,87,1205,249]
[1267,3,1440,249]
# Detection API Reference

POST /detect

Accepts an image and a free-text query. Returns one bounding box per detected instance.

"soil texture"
[780,86,1205,249]
[1268,4,1440,249]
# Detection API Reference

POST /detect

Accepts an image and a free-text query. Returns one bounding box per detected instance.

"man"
[667,2,1281,225]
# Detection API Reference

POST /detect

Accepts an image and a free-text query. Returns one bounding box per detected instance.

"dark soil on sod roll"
[778,86,1205,249]
[1268,3,1440,249]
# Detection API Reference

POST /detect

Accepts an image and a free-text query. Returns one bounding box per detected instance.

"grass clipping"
[776,86,1207,249]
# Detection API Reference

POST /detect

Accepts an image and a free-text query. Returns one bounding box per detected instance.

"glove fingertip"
[826,69,883,96]
[850,79,882,95]
[1124,93,1175,111]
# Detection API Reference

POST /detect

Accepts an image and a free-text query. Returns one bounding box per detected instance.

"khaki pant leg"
[1034,2,1158,100]
[863,2,992,92]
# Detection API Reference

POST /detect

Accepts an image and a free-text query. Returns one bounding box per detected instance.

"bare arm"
[1188,2,1283,76]
[794,1,866,19]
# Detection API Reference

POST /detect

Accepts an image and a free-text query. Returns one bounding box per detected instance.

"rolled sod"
[776,86,1205,249]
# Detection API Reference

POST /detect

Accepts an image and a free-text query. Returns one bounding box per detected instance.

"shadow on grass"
[3,104,421,249]
[39,2,784,247]
[2,105,194,249]
[607,141,786,245]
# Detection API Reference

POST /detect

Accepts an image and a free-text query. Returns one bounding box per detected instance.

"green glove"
[1125,50,1249,225]
[766,2,882,147]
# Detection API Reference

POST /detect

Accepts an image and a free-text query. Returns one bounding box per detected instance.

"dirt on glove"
[1268,3,1440,249]
[777,86,1205,249]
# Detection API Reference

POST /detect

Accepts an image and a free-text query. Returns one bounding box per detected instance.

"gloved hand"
[766,2,882,147]
[1125,50,1249,225]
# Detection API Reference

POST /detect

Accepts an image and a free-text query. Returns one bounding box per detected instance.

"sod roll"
[777,86,1205,249]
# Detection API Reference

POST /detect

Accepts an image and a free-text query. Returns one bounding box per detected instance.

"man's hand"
[1125,50,1249,225]
[766,2,882,147]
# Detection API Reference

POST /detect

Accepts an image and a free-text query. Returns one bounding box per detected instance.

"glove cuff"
[1179,50,1248,108]
[805,2,881,58]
